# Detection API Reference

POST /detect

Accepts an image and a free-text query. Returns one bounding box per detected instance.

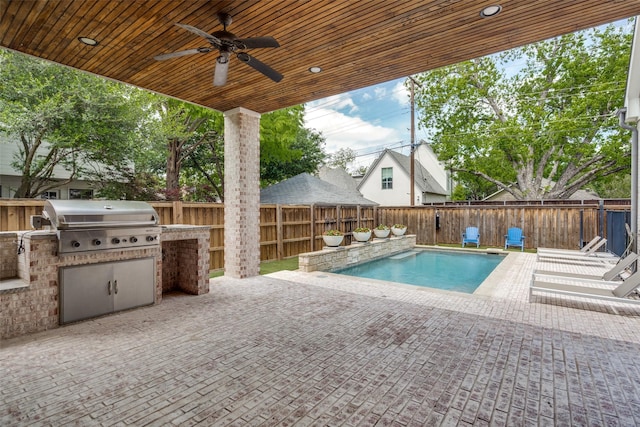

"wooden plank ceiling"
[0,0,638,114]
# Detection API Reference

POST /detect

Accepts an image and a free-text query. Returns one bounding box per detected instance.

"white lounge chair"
[536,236,605,256]
[530,269,640,305]
[536,239,617,265]
[534,252,638,282]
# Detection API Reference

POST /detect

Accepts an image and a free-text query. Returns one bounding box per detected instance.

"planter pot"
[373,228,390,238]
[391,227,407,236]
[353,231,372,242]
[322,235,344,247]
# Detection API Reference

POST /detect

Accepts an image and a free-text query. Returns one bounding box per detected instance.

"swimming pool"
[334,250,505,293]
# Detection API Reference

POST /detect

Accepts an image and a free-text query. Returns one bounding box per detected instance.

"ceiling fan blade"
[236,52,283,83]
[213,58,229,86]
[154,48,210,61]
[175,23,222,46]
[236,36,280,49]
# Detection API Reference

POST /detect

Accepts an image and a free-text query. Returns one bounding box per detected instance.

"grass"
[210,257,299,278]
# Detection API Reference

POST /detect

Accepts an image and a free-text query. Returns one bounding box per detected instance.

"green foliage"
[591,174,631,198]
[415,21,634,200]
[0,49,150,198]
[354,165,368,176]
[0,49,321,201]
[328,148,356,170]
[260,125,327,187]
[260,106,304,164]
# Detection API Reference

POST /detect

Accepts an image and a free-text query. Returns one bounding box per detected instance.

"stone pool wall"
[298,235,416,272]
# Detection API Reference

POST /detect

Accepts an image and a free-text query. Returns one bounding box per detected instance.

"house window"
[381,167,393,189]
[40,191,58,199]
[70,189,94,200]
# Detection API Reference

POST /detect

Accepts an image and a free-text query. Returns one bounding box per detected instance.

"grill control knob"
[146,235,156,242]
[71,240,81,248]
[130,236,138,243]
[93,239,102,246]
[111,238,120,244]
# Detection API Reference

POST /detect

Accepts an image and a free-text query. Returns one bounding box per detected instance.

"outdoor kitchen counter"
[0,225,211,340]
[0,230,56,292]
[159,225,211,296]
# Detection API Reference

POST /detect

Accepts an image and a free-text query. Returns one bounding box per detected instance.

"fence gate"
[606,210,631,256]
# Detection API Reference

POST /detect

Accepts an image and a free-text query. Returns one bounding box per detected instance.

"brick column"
[224,107,261,278]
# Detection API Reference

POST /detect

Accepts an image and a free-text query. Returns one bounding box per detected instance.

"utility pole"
[408,76,422,206]
[410,77,415,206]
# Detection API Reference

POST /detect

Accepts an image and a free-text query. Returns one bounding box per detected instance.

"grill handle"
[55,220,158,229]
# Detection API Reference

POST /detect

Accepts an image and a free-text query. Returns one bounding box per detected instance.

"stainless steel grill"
[38,200,161,254]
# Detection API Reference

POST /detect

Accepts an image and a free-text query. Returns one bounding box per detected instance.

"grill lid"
[43,200,159,229]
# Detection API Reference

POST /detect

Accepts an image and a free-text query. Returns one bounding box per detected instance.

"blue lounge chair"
[505,227,525,251]
[462,226,480,248]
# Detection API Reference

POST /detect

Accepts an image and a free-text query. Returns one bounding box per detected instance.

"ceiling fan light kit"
[154,12,282,86]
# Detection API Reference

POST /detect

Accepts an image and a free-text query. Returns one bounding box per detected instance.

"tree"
[159,104,320,200]
[591,174,631,199]
[260,126,326,186]
[328,148,356,170]
[181,129,226,202]
[0,50,148,198]
[354,165,368,176]
[145,97,224,200]
[414,22,633,200]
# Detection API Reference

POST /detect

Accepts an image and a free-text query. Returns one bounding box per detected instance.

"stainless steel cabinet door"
[113,257,155,312]
[60,263,114,324]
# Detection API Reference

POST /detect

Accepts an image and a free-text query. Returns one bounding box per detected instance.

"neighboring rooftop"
[261,173,377,206]
[316,165,360,194]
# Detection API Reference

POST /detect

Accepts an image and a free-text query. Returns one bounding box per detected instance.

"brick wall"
[0,232,17,279]
[160,225,210,295]
[1,226,211,340]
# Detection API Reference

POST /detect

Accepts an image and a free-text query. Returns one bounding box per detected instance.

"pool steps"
[389,251,419,260]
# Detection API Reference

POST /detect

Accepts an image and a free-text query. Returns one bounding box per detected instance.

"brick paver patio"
[2,251,640,426]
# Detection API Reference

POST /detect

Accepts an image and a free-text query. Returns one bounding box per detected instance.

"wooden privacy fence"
[0,199,631,271]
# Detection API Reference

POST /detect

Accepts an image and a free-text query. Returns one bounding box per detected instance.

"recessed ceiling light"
[78,36,98,46]
[309,66,322,73]
[480,5,502,18]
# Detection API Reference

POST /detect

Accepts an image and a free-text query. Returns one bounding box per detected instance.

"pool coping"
[321,245,514,297]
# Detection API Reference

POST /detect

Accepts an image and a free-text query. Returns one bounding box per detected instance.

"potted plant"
[322,229,344,247]
[391,223,407,236]
[373,224,391,239]
[353,227,372,242]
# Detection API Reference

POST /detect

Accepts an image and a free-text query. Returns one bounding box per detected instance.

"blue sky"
[304,78,415,171]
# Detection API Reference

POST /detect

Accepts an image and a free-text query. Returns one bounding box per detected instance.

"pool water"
[334,250,505,293]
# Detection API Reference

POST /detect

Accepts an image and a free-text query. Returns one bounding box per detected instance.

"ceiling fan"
[154,13,282,86]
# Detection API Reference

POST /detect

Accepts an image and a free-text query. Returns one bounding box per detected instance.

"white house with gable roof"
[357,141,450,206]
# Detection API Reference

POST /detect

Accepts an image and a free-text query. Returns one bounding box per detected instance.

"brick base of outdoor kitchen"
[0,225,210,340]
[299,235,417,272]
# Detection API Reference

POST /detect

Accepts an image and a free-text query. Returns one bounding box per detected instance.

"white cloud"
[373,86,387,99]
[391,80,410,106]
[304,79,413,171]
[307,93,358,114]
[304,107,401,159]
